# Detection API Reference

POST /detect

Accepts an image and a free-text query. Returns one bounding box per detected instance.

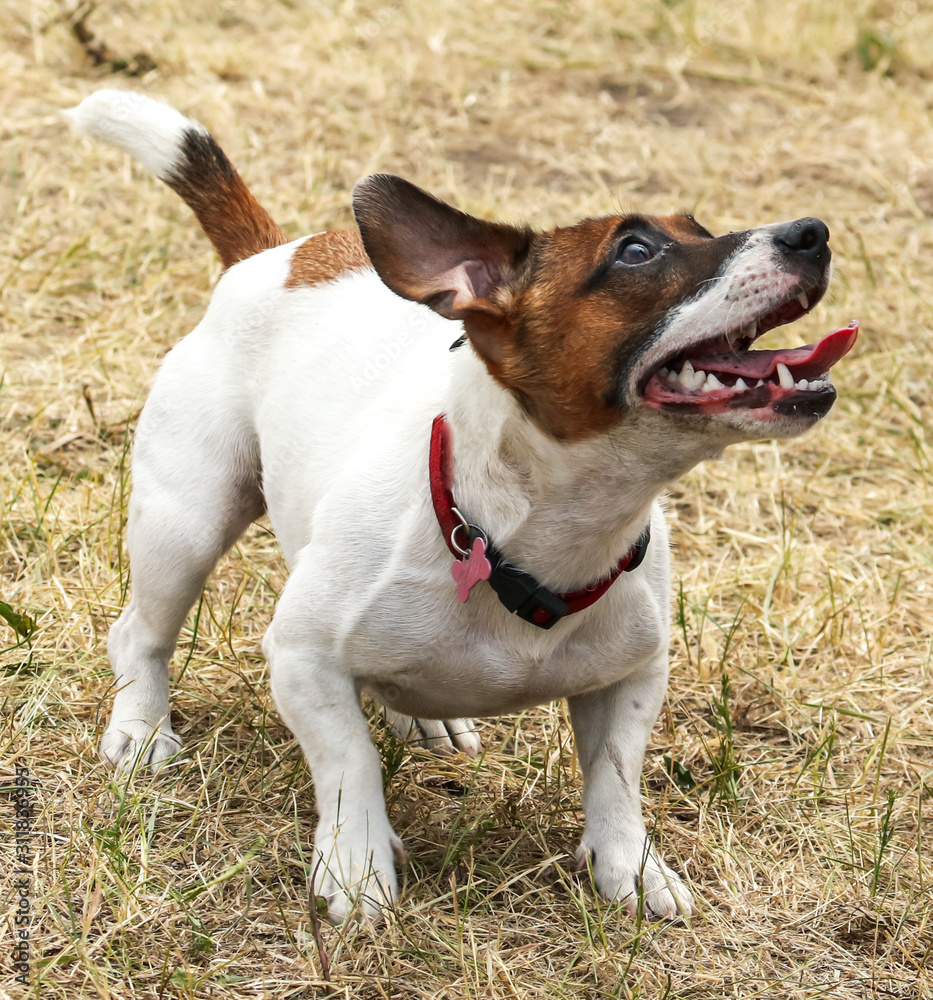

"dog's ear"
[352,174,533,365]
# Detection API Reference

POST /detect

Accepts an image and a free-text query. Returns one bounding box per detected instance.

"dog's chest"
[349,576,668,719]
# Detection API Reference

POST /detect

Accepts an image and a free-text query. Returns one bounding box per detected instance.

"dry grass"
[2,0,933,997]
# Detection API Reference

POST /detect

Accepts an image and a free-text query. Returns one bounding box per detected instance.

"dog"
[67,89,857,923]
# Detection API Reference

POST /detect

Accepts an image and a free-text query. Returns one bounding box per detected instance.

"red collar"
[429,414,650,629]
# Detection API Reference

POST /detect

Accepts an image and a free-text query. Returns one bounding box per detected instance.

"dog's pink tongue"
[698,321,859,379]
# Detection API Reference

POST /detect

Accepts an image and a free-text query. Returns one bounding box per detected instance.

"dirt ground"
[1,1,932,997]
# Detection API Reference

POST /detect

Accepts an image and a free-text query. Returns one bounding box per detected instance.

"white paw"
[312,827,404,923]
[100,719,182,773]
[384,710,482,756]
[577,840,695,921]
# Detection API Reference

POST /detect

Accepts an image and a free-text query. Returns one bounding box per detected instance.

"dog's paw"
[576,841,695,921]
[100,720,182,773]
[312,829,404,924]
[384,710,482,756]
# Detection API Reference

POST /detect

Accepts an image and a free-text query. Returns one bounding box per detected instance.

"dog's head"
[353,175,856,445]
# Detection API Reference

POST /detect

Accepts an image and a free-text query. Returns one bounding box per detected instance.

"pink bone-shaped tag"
[451,536,493,602]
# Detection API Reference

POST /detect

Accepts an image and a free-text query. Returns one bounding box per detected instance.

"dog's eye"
[617,241,654,265]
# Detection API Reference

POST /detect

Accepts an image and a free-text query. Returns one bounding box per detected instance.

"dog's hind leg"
[102,342,263,772]
[381,709,482,756]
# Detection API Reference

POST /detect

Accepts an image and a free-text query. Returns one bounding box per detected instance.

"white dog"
[67,90,857,923]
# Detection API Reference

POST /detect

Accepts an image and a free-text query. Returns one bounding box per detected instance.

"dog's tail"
[65,90,288,269]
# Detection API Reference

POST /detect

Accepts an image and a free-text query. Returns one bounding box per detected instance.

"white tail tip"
[64,89,205,181]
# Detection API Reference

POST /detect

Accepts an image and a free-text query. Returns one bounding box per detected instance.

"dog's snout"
[773,217,830,259]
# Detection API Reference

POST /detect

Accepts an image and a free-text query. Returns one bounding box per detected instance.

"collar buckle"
[485,552,568,630]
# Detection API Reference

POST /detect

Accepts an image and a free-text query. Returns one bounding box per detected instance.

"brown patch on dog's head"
[353,175,748,440]
[500,214,747,437]
[284,230,371,288]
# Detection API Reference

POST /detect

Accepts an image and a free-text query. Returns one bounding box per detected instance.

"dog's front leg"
[266,628,403,923]
[568,659,694,920]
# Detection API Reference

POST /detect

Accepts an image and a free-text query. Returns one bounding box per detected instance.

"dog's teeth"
[796,379,809,390]
[776,363,794,389]
[704,373,724,391]
[681,360,705,389]
[727,322,756,345]
[659,368,670,378]
[797,292,809,310]
[756,378,766,387]
[735,377,748,391]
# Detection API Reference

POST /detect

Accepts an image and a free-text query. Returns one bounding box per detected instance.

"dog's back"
[66,90,462,562]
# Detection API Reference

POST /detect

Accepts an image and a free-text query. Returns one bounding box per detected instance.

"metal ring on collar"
[450,522,471,556]
[449,507,487,556]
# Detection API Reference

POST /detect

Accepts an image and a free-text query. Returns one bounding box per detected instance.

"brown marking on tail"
[284,230,371,288]
[167,129,288,269]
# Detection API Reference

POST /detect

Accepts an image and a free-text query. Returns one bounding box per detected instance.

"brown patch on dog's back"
[285,230,371,288]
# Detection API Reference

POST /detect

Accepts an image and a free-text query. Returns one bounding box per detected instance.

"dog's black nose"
[773,217,830,258]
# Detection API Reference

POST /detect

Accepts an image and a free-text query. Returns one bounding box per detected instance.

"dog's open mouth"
[641,293,858,419]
